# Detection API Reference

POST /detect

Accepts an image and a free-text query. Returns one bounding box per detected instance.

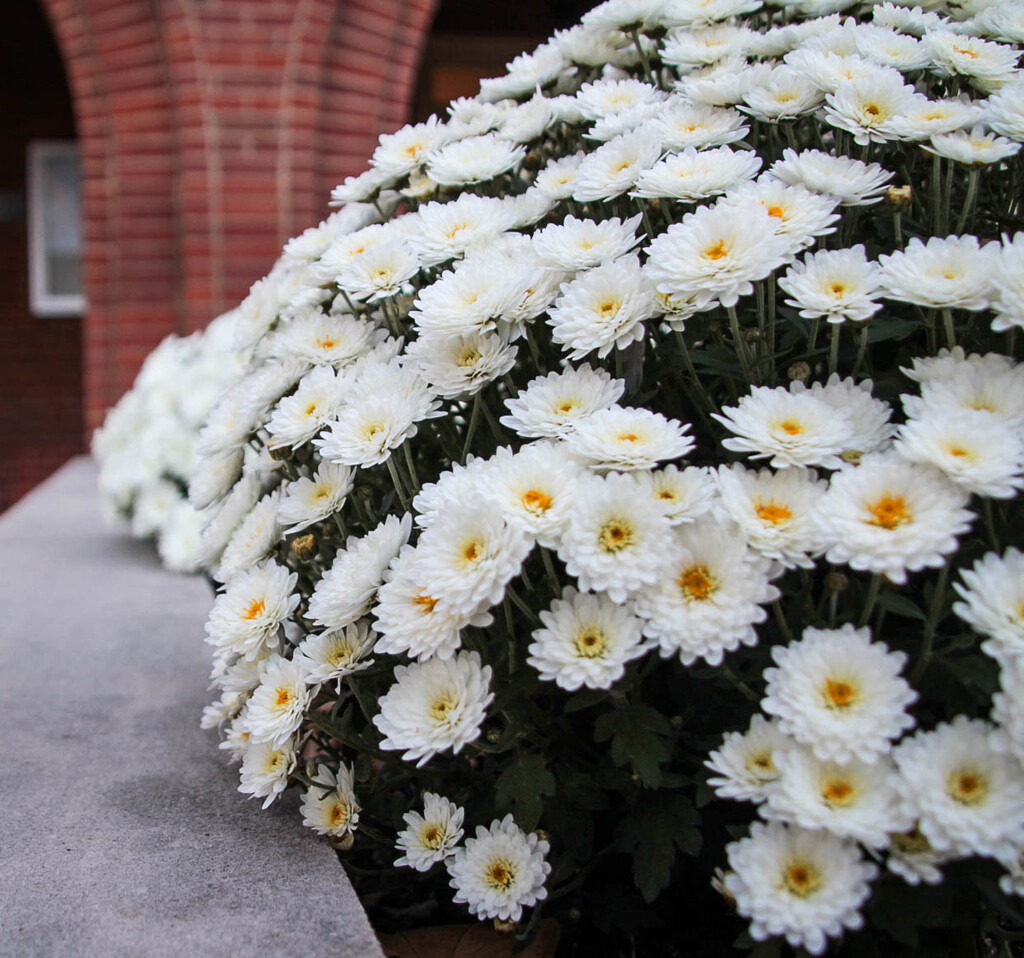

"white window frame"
[28,140,85,318]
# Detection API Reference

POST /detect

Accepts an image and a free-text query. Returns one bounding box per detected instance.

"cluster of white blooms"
[122,0,1024,946]
[92,310,247,572]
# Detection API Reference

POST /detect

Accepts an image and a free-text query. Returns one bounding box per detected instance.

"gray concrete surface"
[0,458,383,958]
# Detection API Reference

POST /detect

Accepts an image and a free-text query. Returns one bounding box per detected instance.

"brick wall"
[38,0,441,436]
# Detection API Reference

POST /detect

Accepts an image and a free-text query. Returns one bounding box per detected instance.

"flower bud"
[825,571,848,594]
[493,918,519,935]
[291,533,317,560]
[268,444,291,461]
[840,449,863,466]
[788,361,810,382]
[330,832,355,852]
[885,185,913,211]
[535,829,552,844]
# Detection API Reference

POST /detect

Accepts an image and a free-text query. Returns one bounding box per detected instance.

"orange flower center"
[865,493,912,530]
[242,598,266,620]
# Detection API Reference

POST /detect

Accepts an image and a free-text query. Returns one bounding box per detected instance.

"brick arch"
[37,0,442,435]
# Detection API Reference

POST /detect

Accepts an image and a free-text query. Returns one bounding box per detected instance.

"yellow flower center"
[597,298,622,319]
[822,676,859,710]
[766,204,786,219]
[456,345,482,367]
[316,336,338,350]
[556,398,580,415]
[521,489,553,513]
[598,519,635,553]
[242,598,266,620]
[755,500,793,525]
[944,444,973,461]
[264,750,287,774]
[574,626,608,659]
[274,686,294,709]
[421,824,444,850]
[776,418,804,436]
[460,538,483,565]
[781,859,822,899]
[704,238,730,261]
[429,692,459,724]
[485,858,517,891]
[363,422,384,441]
[329,800,351,828]
[414,591,440,615]
[445,222,469,240]
[947,767,988,806]
[678,563,717,602]
[746,750,776,777]
[305,401,320,417]
[828,281,850,297]
[821,776,856,807]
[865,493,912,530]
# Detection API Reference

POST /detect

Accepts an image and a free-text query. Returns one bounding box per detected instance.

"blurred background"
[0,0,598,512]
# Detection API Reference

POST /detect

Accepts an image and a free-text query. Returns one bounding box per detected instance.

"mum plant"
[191,0,1024,952]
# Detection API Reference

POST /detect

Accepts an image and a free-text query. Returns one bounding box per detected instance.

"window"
[28,140,84,317]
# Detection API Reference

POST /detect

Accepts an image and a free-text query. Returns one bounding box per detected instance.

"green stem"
[983,497,1001,552]
[461,393,482,464]
[941,308,957,350]
[911,564,949,684]
[858,574,883,629]
[385,455,409,511]
[721,663,759,703]
[726,304,755,382]
[852,324,870,378]
[828,324,841,377]
[955,167,980,235]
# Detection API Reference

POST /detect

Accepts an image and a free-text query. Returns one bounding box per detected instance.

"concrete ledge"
[0,458,383,958]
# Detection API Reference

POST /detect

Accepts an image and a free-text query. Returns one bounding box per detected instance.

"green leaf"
[876,591,928,621]
[594,704,673,787]
[494,753,556,832]
[564,688,607,713]
[614,792,702,902]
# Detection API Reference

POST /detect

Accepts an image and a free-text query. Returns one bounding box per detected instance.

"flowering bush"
[92,310,245,571]
[190,0,1024,953]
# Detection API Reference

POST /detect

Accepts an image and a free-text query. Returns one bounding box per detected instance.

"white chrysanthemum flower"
[500,364,625,439]
[580,0,670,32]
[295,621,376,689]
[926,31,1020,89]
[885,823,959,886]
[479,41,567,99]
[565,405,694,471]
[724,822,877,956]
[205,560,300,661]
[306,513,412,630]
[412,456,495,531]
[975,2,1024,43]
[188,448,243,511]
[574,77,666,120]
[782,47,875,93]
[300,763,360,840]
[547,254,659,360]
[714,464,828,569]
[823,71,919,144]
[487,443,584,549]
[265,364,344,450]
[663,0,763,25]
[645,202,794,309]
[426,133,526,187]
[334,235,420,302]
[855,25,931,69]
[741,65,825,121]
[718,177,841,251]
[572,127,664,202]
[651,101,749,150]
[714,384,855,470]
[406,330,518,401]
[633,145,761,201]
[985,80,1024,137]
[992,233,1024,332]
[953,547,1024,658]
[372,651,494,766]
[276,461,354,534]
[527,586,648,690]
[637,463,716,525]
[764,748,910,848]
[197,383,257,459]
[533,152,588,200]
[199,472,262,570]
[871,2,943,35]
[886,96,985,140]
[895,406,1024,498]
[498,92,555,145]
[157,500,206,574]
[661,24,755,68]
[329,168,388,206]
[411,193,517,268]
[762,624,917,764]
[768,148,893,206]
[925,125,1022,164]
[893,716,1024,857]
[268,311,382,369]
[373,548,494,662]
[878,234,999,310]
[675,56,767,107]
[370,116,451,179]
[315,366,440,468]
[793,375,895,459]
[902,349,1024,431]
[414,500,534,618]
[818,452,974,584]
[532,214,643,271]
[557,471,674,603]
[395,792,465,871]
[706,715,792,802]
[242,654,311,749]
[446,815,551,922]
[778,245,883,324]
[633,517,780,666]
[238,737,296,809]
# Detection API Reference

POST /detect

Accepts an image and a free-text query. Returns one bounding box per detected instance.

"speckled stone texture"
[0,458,383,958]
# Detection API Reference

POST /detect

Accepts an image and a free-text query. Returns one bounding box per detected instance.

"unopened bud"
[535,829,552,844]
[568,907,582,921]
[330,832,355,852]
[840,449,863,466]
[268,444,291,461]
[493,918,518,935]
[522,150,544,172]
[885,185,914,212]
[647,197,662,214]
[711,868,737,907]
[788,361,810,382]
[743,328,761,344]
[670,715,684,729]
[825,571,848,594]
[291,534,317,560]
[486,727,501,744]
